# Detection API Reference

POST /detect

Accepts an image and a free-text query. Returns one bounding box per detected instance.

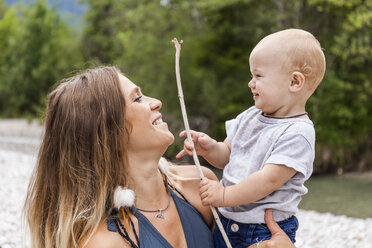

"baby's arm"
[200,163,296,207]
[176,130,231,169]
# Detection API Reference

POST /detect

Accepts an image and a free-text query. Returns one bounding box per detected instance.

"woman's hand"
[247,209,296,248]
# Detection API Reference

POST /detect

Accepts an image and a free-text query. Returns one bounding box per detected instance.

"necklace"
[262,111,308,119]
[136,193,171,220]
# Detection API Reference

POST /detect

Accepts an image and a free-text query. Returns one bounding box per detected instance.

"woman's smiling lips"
[152,118,163,125]
[152,114,167,127]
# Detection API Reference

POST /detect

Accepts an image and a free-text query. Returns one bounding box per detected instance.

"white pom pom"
[158,157,169,175]
[113,186,135,209]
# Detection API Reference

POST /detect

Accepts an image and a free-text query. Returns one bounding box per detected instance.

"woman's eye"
[134,95,143,102]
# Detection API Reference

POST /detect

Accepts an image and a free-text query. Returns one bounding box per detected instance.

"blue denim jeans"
[214,213,298,248]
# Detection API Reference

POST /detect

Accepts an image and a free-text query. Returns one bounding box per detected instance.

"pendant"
[156,210,165,219]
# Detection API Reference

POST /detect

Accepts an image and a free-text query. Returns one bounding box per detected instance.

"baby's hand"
[176,130,216,159]
[199,178,225,207]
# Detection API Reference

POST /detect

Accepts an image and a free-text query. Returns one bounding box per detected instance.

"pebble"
[0,120,371,248]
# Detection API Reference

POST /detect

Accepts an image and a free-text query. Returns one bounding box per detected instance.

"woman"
[24,66,295,248]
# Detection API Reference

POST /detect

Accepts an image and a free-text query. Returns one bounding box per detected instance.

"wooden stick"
[172,38,232,248]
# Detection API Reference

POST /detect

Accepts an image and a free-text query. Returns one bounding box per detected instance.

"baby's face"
[248,42,294,116]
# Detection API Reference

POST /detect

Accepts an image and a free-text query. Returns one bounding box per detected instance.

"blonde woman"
[24,66,295,248]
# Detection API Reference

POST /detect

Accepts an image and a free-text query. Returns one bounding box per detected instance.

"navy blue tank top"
[108,188,214,248]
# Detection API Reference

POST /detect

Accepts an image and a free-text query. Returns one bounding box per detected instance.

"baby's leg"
[253,216,298,244]
[214,215,298,248]
[213,213,254,248]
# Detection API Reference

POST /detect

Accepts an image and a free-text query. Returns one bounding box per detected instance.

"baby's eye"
[134,94,143,102]
[256,74,262,78]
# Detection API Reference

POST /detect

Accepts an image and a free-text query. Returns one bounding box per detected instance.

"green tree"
[0,4,21,115]
[304,0,372,171]
[81,0,125,64]
[0,0,82,117]
[81,0,371,171]
[0,0,6,17]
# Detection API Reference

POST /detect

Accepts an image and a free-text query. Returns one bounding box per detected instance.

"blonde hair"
[159,157,200,184]
[259,28,326,93]
[24,66,130,248]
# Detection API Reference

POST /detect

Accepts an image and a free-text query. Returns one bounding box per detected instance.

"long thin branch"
[172,38,232,248]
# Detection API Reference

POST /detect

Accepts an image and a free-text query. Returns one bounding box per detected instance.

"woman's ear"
[289,71,305,92]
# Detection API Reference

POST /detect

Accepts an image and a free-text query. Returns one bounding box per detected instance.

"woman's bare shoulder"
[169,165,218,228]
[170,165,218,181]
[79,220,129,248]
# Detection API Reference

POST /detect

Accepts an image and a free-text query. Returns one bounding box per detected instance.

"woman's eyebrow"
[130,86,142,98]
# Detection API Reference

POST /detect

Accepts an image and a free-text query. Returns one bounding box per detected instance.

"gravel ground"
[0,119,371,248]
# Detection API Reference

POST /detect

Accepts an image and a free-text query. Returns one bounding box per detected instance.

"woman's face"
[119,74,174,152]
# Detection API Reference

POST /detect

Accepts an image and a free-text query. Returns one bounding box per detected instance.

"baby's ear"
[289,71,305,92]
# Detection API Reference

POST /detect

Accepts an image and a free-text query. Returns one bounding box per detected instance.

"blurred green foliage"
[0,0,371,173]
[0,0,82,117]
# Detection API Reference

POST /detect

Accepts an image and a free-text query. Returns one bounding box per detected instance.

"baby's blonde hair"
[258,29,326,93]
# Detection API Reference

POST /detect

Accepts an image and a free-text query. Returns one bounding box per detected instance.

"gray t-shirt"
[219,106,315,224]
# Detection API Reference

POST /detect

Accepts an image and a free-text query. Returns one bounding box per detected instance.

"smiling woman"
[23,66,216,248]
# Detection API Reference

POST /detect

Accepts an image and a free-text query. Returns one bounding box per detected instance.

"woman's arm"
[247,209,296,248]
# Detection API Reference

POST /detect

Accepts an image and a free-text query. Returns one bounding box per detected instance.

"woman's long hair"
[24,66,129,248]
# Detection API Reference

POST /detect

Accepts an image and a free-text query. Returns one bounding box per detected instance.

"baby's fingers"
[179,130,202,141]
[201,199,210,206]
[200,193,211,206]
[176,150,187,159]
[199,179,209,194]
[200,178,209,187]
[184,139,195,151]
[179,130,187,137]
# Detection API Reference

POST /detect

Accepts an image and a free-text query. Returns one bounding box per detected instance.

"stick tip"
[172,38,183,46]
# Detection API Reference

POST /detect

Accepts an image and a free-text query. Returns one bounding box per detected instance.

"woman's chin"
[156,131,174,150]
[158,135,174,156]
[165,132,175,146]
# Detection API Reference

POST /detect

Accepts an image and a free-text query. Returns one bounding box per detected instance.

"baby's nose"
[248,79,255,88]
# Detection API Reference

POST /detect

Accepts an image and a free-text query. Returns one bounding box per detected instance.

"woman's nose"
[149,97,162,110]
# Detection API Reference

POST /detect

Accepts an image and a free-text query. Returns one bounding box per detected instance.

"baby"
[177,29,326,247]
